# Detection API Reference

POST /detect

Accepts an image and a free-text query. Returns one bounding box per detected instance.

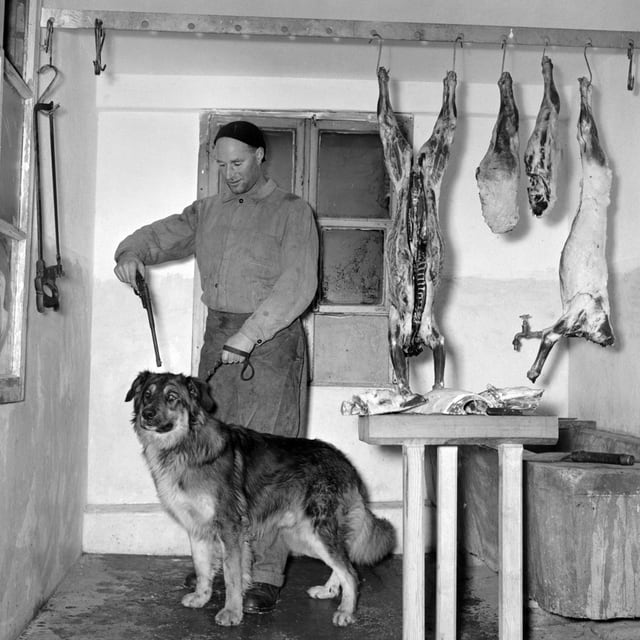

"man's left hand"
[221,332,255,364]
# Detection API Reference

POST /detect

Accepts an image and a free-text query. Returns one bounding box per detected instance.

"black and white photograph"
[2,2,640,639]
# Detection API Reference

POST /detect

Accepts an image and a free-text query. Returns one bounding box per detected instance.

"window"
[3,0,28,77]
[0,0,35,402]
[195,110,413,387]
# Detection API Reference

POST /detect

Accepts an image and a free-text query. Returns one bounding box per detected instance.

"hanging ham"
[476,71,520,233]
[524,56,561,217]
[376,66,457,395]
[513,77,615,382]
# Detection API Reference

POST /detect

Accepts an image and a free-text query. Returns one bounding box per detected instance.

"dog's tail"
[345,493,396,565]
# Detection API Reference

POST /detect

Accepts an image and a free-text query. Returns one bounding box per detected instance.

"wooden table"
[359,413,558,640]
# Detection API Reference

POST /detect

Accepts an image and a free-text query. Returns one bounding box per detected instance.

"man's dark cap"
[214,121,266,156]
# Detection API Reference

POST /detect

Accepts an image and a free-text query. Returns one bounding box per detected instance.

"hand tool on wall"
[34,18,64,313]
[34,101,64,312]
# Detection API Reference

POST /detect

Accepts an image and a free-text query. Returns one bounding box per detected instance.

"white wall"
[44,0,640,554]
[85,65,577,555]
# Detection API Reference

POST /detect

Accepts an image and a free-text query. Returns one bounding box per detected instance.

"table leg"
[436,445,458,640]
[498,443,523,640]
[402,444,425,640]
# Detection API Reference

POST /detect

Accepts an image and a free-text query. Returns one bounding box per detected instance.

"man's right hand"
[114,253,145,290]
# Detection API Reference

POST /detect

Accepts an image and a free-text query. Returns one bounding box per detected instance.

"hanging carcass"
[409,71,458,381]
[376,66,414,397]
[512,77,615,382]
[376,66,457,396]
[476,71,521,233]
[524,55,561,217]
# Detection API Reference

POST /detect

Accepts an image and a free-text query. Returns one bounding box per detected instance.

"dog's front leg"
[182,536,215,608]
[214,534,244,626]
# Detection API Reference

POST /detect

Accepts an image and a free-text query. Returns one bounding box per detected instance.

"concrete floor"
[18,553,640,640]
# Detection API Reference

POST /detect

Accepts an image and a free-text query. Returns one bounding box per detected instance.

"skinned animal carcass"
[376,66,414,397]
[476,71,520,233]
[376,67,457,397]
[524,56,561,217]
[409,71,458,380]
[513,77,615,382]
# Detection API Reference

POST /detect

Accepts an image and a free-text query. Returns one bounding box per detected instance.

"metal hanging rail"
[40,8,637,51]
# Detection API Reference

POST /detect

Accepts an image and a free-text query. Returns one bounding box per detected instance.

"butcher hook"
[500,37,508,74]
[43,17,54,62]
[584,41,593,84]
[38,18,59,103]
[93,18,106,75]
[369,31,383,70]
[627,41,635,91]
[542,37,550,61]
[452,35,463,72]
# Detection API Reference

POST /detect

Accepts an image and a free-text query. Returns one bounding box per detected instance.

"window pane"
[313,314,389,385]
[263,129,294,192]
[317,131,388,219]
[0,235,15,373]
[320,228,384,305]
[0,77,25,227]
[3,0,28,77]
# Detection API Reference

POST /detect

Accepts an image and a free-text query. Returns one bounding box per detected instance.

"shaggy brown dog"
[126,371,395,627]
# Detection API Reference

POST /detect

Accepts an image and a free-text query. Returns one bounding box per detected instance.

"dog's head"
[125,371,216,441]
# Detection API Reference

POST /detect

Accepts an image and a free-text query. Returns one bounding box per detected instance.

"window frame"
[193,109,413,388]
[0,26,36,403]
[310,115,393,316]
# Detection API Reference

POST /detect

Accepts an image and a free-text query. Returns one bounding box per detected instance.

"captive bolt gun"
[134,271,162,368]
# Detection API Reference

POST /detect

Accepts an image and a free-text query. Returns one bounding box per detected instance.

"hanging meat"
[377,67,414,396]
[524,56,561,217]
[407,70,458,390]
[512,77,615,382]
[376,66,414,397]
[376,66,457,395]
[475,71,520,233]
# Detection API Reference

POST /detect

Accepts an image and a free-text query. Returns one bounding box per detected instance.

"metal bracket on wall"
[39,8,639,52]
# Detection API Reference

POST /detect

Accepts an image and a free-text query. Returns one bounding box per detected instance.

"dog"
[126,371,395,627]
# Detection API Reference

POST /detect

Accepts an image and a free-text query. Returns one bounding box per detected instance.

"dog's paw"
[215,607,243,626]
[307,584,339,600]
[332,610,356,627]
[181,591,211,608]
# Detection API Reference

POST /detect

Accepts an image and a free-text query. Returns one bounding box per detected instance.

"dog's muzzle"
[140,408,174,433]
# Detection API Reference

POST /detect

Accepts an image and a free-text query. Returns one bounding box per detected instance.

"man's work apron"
[198,310,308,437]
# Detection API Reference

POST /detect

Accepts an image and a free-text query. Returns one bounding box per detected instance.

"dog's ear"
[186,376,217,414]
[126,371,151,402]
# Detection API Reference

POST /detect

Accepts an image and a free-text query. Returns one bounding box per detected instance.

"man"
[114,120,319,613]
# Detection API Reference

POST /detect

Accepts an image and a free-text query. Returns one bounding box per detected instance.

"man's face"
[214,137,264,195]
